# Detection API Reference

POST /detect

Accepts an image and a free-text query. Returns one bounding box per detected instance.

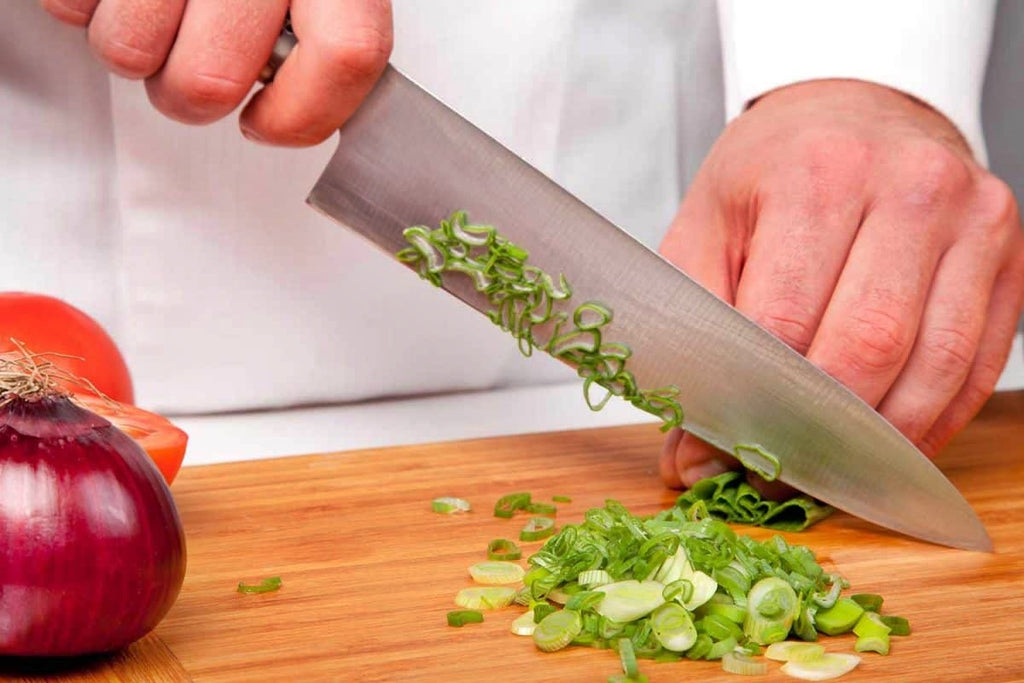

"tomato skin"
[73,395,188,484]
[0,292,134,404]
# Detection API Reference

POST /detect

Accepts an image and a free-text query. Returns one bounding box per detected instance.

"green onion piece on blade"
[468,561,526,585]
[814,598,864,636]
[520,516,556,542]
[431,496,471,514]
[487,538,522,561]
[447,610,484,627]
[722,651,768,676]
[237,576,282,594]
[780,653,861,680]
[533,609,583,652]
[454,586,517,610]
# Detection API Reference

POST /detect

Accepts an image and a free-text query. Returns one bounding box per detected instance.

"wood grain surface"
[4,391,1023,682]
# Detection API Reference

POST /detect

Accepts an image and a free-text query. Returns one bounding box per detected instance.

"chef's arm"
[39,0,393,146]
[658,0,1024,493]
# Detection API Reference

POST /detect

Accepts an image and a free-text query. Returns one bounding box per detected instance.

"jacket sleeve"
[717,0,997,164]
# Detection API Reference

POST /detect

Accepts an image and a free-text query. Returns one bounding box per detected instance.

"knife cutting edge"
[261,40,991,552]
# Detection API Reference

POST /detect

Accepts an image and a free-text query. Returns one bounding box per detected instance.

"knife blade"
[301,65,989,551]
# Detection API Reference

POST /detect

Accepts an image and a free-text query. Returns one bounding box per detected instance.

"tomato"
[0,292,134,404]
[73,395,189,484]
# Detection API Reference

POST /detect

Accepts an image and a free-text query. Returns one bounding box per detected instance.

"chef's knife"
[261,44,991,551]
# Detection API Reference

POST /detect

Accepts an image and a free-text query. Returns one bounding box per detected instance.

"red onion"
[0,393,186,656]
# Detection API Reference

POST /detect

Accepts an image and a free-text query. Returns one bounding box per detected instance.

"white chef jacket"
[3,1,1022,440]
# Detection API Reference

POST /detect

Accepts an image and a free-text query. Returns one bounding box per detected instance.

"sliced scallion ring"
[454,586,517,610]
[526,501,558,516]
[533,609,583,652]
[431,496,471,514]
[722,651,768,676]
[237,576,282,594]
[520,517,556,542]
[780,653,860,680]
[468,561,526,585]
[616,637,639,678]
[511,610,538,636]
[764,641,827,662]
[487,538,522,561]
[880,615,911,636]
[494,492,531,518]
[579,569,613,588]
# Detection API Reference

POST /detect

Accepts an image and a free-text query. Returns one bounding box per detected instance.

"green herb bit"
[853,611,892,655]
[553,495,573,503]
[487,538,522,561]
[814,597,865,636]
[527,501,558,516]
[494,491,531,518]
[520,516,557,542]
[533,603,557,623]
[880,615,911,636]
[534,609,583,652]
[399,211,685,431]
[237,576,282,594]
[447,610,484,627]
[850,593,884,612]
[431,496,471,514]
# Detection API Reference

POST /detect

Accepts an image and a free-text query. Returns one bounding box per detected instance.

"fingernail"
[241,125,265,143]
[680,459,731,488]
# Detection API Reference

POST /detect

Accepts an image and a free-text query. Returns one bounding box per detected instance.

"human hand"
[40,0,392,146]
[659,79,1024,494]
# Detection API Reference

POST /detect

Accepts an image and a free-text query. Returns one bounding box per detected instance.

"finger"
[658,180,744,489]
[874,238,995,444]
[240,0,394,146]
[920,220,1024,455]
[40,0,100,26]
[87,0,186,79]
[805,205,946,407]
[145,0,289,125]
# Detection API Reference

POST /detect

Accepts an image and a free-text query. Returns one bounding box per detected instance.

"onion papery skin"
[0,395,186,656]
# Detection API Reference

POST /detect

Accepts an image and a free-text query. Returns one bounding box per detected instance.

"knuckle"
[317,25,393,85]
[919,326,977,378]
[972,175,1019,227]
[165,73,249,121]
[893,141,972,211]
[40,0,92,26]
[753,296,818,354]
[965,357,1005,404]
[834,305,911,374]
[90,38,164,79]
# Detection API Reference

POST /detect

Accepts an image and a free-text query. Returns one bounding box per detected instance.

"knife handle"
[258,16,297,84]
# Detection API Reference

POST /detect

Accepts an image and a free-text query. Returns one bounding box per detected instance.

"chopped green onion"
[704,602,748,625]
[616,637,640,678]
[468,561,526,585]
[780,653,860,680]
[533,609,583,652]
[722,651,768,676]
[649,603,697,652]
[431,496,471,514]
[853,611,891,655]
[764,641,826,662]
[520,517,556,542]
[579,569,613,588]
[237,576,282,594]
[494,492,531,518]
[533,603,557,623]
[705,635,738,661]
[487,538,522,561]
[447,610,484,627]
[700,613,743,642]
[511,610,538,636]
[814,598,864,636]
[594,581,666,623]
[607,675,649,683]
[880,615,911,636]
[850,593,883,612]
[733,444,782,481]
[553,495,573,503]
[744,577,799,645]
[527,502,558,516]
[454,586,517,610]
[565,590,605,612]
[685,634,714,660]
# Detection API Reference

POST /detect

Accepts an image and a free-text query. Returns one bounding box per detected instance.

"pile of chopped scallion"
[442,494,908,681]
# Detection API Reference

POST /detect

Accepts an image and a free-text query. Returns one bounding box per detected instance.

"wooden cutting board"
[2,391,1022,682]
